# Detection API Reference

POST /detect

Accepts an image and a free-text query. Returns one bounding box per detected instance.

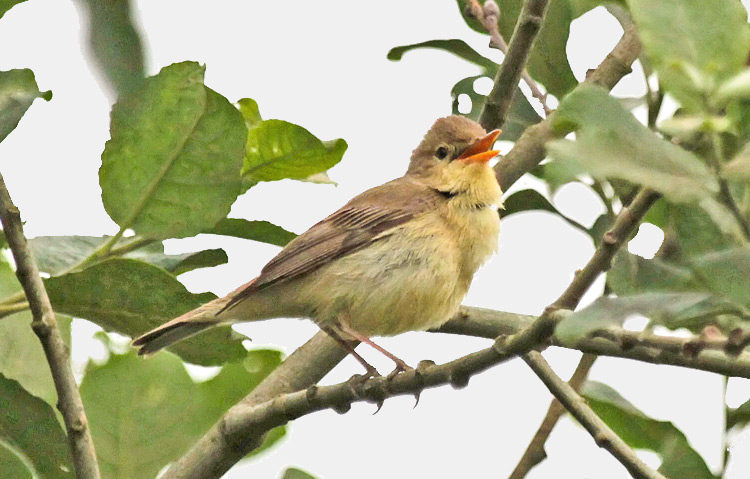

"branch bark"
[478,0,550,131]
[0,174,100,479]
[522,351,667,479]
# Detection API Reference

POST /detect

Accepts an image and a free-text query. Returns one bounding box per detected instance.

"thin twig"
[509,353,596,479]
[495,23,642,192]
[523,351,667,479]
[0,174,100,479]
[467,0,551,115]
[479,0,550,131]
[0,301,30,319]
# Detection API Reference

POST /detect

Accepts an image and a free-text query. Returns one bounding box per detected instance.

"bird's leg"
[337,322,412,377]
[321,325,380,379]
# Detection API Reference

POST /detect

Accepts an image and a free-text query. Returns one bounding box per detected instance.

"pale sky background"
[1,1,750,478]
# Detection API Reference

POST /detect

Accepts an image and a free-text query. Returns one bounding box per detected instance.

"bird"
[133,115,503,376]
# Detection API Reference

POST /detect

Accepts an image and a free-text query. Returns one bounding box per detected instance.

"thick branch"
[523,351,667,479]
[0,174,100,479]
[495,23,641,192]
[479,0,550,131]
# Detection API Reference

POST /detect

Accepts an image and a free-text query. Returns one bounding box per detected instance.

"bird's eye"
[436,146,449,160]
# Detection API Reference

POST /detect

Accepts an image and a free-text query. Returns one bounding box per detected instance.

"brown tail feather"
[133,319,218,355]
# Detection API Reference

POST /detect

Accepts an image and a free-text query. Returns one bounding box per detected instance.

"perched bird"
[133,115,503,376]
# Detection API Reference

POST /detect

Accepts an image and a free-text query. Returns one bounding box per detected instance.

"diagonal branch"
[478,0,550,131]
[0,174,101,479]
[522,351,667,479]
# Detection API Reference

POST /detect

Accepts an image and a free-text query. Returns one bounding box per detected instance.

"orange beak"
[457,129,502,164]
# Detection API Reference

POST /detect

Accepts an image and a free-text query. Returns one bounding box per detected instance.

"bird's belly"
[299,232,465,337]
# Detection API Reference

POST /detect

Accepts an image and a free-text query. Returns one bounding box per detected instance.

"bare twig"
[467,0,551,115]
[523,351,667,479]
[479,0,550,131]
[495,23,642,192]
[0,174,100,479]
[509,353,596,479]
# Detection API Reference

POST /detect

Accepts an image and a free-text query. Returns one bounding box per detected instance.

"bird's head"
[407,116,502,206]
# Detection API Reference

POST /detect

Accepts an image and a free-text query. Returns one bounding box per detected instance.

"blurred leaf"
[556,292,714,345]
[456,0,579,97]
[0,0,27,20]
[0,374,73,479]
[549,85,719,203]
[727,398,750,429]
[387,39,497,70]
[690,246,750,307]
[722,144,750,182]
[608,250,700,295]
[530,160,586,193]
[76,0,145,96]
[100,61,246,240]
[282,467,319,479]
[628,0,750,112]
[44,258,246,365]
[205,218,296,247]
[664,202,734,258]
[243,119,346,184]
[0,261,70,407]
[248,425,287,459]
[0,69,51,143]
[0,444,33,479]
[29,235,227,276]
[583,381,715,479]
[238,97,263,129]
[81,348,283,479]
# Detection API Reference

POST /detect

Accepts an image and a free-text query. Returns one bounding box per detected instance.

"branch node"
[449,368,470,390]
[593,432,612,449]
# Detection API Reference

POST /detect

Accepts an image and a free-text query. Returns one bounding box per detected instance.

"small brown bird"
[133,116,502,375]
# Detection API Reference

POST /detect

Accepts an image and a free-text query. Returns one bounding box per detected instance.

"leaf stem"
[0,301,30,319]
[709,132,750,241]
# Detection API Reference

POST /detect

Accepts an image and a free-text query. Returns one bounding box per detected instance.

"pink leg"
[337,322,411,372]
[321,326,380,377]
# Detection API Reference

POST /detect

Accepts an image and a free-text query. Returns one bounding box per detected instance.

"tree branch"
[479,0,550,131]
[494,23,642,192]
[522,351,667,479]
[0,174,100,479]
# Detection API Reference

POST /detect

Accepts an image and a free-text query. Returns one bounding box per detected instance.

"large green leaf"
[455,0,578,97]
[100,61,246,240]
[555,292,720,345]
[0,69,51,143]
[44,258,246,365]
[205,218,297,247]
[628,0,750,112]
[664,202,734,259]
[0,374,73,479]
[387,39,497,70]
[76,0,145,96]
[690,246,750,307]
[0,261,71,407]
[549,85,719,203]
[607,250,700,296]
[583,381,714,479]
[81,348,283,479]
[29,235,227,276]
[243,119,346,185]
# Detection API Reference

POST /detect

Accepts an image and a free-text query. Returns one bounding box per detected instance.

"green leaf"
[0,261,71,407]
[100,61,246,240]
[722,143,750,182]
[628,0,750,112]
[243,119,346,184]
[282,467,319,479]
[81,348,283,479]
[0,0,27,20]
[499,189,558,218]
[0,69,51,143]
[663,202,734,258]
[549,85,719,203]
[387,39,497,70]
[0,374,74,479]
[607,250,700,296]
[0,444,33,479]
[555,292,715,345]
[44,258,246,365]
[727,397,750,429]
[455,0,578,97]
[238,98,263,129]
[205,218,297,247]
[690,246,750,307]
[583,381,715,479]
[29,235,227,276]
[76,0,145,96]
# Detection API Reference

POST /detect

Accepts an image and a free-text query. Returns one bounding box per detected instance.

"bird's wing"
[220,177,444,312]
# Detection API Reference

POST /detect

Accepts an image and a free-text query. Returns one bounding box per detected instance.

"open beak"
[457,129,502,164]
